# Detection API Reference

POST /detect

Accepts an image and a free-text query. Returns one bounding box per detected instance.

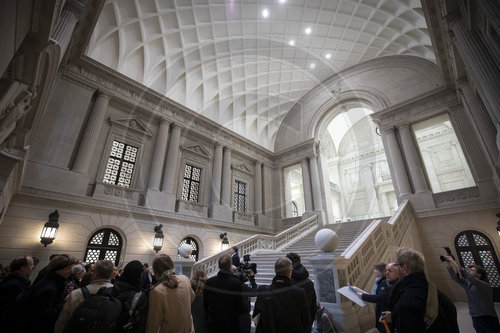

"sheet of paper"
[337,286,367,306]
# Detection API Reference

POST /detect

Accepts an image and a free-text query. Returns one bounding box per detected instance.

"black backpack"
[63,286,123,333]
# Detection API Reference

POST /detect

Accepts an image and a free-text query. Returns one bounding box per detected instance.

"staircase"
[247,219,377,286]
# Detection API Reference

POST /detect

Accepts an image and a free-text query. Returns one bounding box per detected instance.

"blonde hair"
[190,269,207,297]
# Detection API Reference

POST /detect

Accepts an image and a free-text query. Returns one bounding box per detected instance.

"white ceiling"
[87,0,435,151]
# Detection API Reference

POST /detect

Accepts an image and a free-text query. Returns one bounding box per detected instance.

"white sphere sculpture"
[178,243,193,258]
[314,228,339,253]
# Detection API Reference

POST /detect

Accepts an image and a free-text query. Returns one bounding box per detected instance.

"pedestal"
[174,258,195,278]
[309,252,361,333]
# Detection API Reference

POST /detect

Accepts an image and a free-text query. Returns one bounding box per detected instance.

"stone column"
[254,161,262,214]
[147,120,170,190]
[162,124,181,194]
[72,92,109,174]
[381,128,412,196]
[309,155,323,211]
[362,164,381,215]
[398,124,429,193]
[220,148,232,208]
[301,158,313,212]
[51,0,85,65]
[210,143,223,205]
[449,18,500,126]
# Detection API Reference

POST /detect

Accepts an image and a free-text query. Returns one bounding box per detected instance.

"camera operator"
[444,255,500,333]
[234,255,258,333]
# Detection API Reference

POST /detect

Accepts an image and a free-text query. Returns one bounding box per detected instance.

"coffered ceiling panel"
[87,0,435,151]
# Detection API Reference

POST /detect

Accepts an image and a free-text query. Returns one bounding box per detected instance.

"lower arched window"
[178,237,199,261]
[454,230,500,301]
[84,228,122,266]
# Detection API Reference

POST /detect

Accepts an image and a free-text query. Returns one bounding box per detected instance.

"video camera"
[439,247,456,262]
[234,254,257,283]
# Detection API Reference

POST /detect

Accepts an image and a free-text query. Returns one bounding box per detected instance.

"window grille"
[181,164,201,202]
[234,180,246,212]
[103,140,138,188]
[292,201,299,217]
[84,228,122,266]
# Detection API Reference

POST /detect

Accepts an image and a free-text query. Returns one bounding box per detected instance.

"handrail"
[337,200,414,289]
[193,214,319,276]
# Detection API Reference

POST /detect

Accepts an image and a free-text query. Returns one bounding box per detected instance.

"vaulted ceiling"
[87,0,435,151]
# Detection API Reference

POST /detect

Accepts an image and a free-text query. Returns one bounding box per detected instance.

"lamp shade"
[220,232,229,251]
[153,224,164,253]
[40,210,60,247]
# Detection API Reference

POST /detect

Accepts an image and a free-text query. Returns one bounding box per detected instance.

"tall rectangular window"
[234,180,246,212]
[181,164,201,202]
[413,114,475,193]
[103,140,138,188]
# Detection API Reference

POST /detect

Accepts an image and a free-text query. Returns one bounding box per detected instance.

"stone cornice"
[63,57,275,163]
[274,138,317,167]
[19,187,275,233]
[371,88,459,129]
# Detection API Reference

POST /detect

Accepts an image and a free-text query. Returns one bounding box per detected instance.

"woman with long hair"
[146,255,194,333]
[190,269,209,333]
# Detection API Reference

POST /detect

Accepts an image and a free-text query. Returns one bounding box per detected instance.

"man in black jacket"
[381,247,458,333]
[0,256,35,323]
[286,252,316,332]
[204,254,244,333]
[253,257,309,333]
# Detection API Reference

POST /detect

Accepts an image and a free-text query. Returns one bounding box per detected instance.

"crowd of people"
[0,246,498,333]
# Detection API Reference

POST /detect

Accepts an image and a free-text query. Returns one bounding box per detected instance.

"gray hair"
[396,247,425,273]
[72,264,86,275]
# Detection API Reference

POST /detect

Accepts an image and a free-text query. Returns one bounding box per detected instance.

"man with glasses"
[380,248,458,333]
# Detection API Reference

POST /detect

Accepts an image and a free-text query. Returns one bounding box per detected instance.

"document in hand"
[337,284,367,306]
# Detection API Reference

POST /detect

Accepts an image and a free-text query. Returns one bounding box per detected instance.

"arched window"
[454,230,500,301]
[292,201,299,217]
[178,237,199,261]
[84,228,122,266]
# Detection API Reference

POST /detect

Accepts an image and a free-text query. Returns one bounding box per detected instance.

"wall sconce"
[220,232,229,251]
[40,210,60,247]
[496,213,500,236]
[153,224,164,253]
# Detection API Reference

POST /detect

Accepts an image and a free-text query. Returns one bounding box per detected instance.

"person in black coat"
[204,254,244,333]
[110,260,149,333]
[14,254,75,333]
[0,256,35,324]
[253,257,309,333]
[381,248,458,333]
[190,269,209,333]
[230,246,240,268]
[286,252,316,332]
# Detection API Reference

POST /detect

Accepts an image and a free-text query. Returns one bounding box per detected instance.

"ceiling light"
[305,27,312,35]
[325,53,331,59]
[289,40,296,46]
[279,0,287,3]
[310,63,316,69]
[262,9,269,18]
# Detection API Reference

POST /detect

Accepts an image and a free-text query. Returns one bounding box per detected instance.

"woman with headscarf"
[146,255,195,333]
[110,260,149,333]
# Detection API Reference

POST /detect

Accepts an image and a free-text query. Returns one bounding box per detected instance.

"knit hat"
[120,260,143,289]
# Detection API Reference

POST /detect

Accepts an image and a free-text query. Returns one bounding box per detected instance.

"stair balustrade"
[193,214,319,275]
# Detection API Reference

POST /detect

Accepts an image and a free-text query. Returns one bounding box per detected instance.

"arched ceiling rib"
[87,0,435,151]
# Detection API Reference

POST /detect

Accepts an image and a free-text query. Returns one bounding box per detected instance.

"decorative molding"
[182,143,212,160]
[0,142,28,161]
[232,163,253,176]
[0,83,35,143]
[109,117,153,137]
[99,182,136,200]
[233,211,255,226]
[433,187,480,205]
[63,61,275,163]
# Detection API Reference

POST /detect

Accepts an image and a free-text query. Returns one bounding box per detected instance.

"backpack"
[63,286,123,333]
[121,291,142,332]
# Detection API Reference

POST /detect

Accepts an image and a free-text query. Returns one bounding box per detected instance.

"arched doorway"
[178,237,199,261]
[454,230,500,301]
[84,228,123,266]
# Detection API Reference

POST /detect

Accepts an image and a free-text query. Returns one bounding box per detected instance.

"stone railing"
[336,200,414,289]
[193,214,319,275]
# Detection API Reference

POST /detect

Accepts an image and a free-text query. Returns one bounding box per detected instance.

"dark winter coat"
[362,277,393,332]
[17,271,67,333]
[291,263,316,331]
[110,279,149,333]
[390,272,458,333]
[253,275,309,333]
[204,269,244,333]
[191,295,209,333]
[0,273,31,323]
